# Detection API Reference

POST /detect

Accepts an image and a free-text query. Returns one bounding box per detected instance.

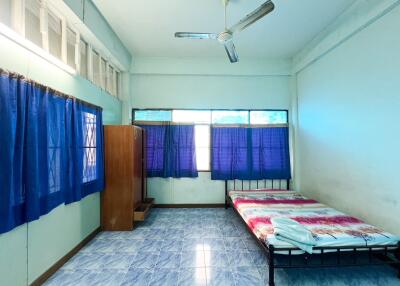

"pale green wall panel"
[62,0,84,20]
[296,4,400,235]
[27,194,100,284]
[0,225,27,286]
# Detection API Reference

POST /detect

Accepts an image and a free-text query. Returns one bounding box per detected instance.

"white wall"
[131,74,290,109]
[295,2,400,234]
[131,59,292,204]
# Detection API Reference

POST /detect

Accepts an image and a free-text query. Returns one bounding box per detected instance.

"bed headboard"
[225,179,290,197]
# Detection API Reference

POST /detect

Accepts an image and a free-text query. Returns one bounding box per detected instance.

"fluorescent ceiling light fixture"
[0,23,76,75]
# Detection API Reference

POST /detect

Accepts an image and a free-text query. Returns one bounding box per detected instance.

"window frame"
[91,49,101,87]
[82,111,98,184]
[7,0,122,98]
[132,108,289,172]
[66,25,80,70]
[79,38,89,78]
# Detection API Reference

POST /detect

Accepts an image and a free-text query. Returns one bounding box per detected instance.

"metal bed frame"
[225,179,400,286]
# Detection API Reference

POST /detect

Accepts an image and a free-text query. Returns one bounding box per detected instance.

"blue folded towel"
[271,217,317,254]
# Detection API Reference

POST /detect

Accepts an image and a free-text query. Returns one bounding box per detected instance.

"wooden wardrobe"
[101,125,149,231]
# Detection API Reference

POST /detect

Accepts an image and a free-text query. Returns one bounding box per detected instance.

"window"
[25,0,42,47]
[107,65,114,95]
[101,57,107,90]
[92,50,101,86]
[134,110,172,121]
[172,110,211,123]
[133,109,288,172]
[79,39,88,78]
[250,111,287,124]
[195,125,210,171]
[66,27,77,69]
[48,10,62,59]
[82,112,97,183]
[3,1,122,95]
[172,110,211,171]
[212,110,248,124]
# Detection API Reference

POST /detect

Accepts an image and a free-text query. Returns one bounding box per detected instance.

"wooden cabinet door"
[141,129,147,200]
[102,126,134,231]
[132,126,143,209]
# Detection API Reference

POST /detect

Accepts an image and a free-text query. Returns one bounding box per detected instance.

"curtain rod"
[0,68,103,111]
[133,121,194,126]
[212,124,288,128]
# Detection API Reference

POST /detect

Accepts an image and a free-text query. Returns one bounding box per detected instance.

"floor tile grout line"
[46,208,397,285]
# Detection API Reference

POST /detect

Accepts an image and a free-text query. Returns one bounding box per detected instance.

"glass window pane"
[173,110,211,124]
[25,0,42,47]
[134,110,172,121]
[196,147,210,171]
[195,125,210,148]
[79,39,88,78]
[66,27,76,69]
[48,10,62,59]
[92,50,100,86]
[250,111,287,124]
[195,125,210,171]
[101,58,107,89]
[0,0,12,27]
[82,112,97,183]
[107,65,114,94]
[212,110,248,124]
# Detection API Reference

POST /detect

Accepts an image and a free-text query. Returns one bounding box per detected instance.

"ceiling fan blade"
[224,40,238,63]
[228,0,274,34]
[175,32,218,40]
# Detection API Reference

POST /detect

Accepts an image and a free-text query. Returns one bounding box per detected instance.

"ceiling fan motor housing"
[218,31,233,43]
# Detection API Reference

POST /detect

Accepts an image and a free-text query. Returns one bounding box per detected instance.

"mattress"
[229,189,399,254]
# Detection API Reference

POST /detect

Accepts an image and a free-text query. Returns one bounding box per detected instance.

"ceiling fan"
[175,0,275,63]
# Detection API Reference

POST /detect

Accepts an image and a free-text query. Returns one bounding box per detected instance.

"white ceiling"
[94,0,355,60]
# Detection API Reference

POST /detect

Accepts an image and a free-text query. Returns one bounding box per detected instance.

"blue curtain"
[0,70,104,234]
[67,100,104,203]
[0,73,26,233]
[211,126,291,180]
[140,124,198,178]
[168,125,198,178]
[211,127,251,180]
[251,127,291,180]
[141,125,168,177]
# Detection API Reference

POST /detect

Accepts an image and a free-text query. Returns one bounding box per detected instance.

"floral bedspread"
[229,190,399,252]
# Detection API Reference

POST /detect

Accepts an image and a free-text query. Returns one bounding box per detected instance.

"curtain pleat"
[211,127,291,180]
[140,124,198,178]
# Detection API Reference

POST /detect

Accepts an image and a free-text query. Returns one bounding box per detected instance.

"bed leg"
[224,194,229,209]
[396,243,400,279]
[268,245,275,286]
[225,181,229,209]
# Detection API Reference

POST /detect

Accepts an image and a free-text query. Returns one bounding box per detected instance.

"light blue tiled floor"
[45,208,399,286]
